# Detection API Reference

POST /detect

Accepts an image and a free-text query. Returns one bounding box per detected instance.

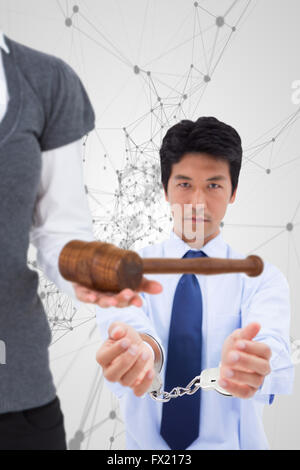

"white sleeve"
[0,45,9,123]
[241,264,295,405]
[29,138,96,303]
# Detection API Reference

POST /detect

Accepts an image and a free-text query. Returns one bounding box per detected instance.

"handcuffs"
[148,367,232,402]
[144,336,232,402]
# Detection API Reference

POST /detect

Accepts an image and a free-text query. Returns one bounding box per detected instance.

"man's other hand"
[219,322,272,399]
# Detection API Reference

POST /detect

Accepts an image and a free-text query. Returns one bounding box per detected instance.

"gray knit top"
[0,35,95,413]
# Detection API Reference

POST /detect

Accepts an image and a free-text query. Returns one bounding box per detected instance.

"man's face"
[164,152,237,248]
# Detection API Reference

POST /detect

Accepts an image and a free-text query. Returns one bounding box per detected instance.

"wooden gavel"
[58,240,264,293]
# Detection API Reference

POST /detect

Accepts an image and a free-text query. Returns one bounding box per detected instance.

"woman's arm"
[29,138,162,308]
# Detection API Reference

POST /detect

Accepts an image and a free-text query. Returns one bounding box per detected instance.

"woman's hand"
[72,276,162,308]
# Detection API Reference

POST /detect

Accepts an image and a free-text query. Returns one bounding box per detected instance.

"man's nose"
[190,189,207,211]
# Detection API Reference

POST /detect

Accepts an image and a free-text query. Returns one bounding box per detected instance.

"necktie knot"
[183,249,207,259]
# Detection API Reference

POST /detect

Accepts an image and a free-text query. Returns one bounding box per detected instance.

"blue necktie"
[160,249,207,450]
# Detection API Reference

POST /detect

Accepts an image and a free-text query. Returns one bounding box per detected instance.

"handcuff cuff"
[144,335,232,402]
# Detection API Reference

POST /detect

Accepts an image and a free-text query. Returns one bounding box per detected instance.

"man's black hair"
[159,116,242,197]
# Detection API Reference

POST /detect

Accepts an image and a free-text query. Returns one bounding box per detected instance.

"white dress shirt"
[96,229,294,450]
[0,31,96,303]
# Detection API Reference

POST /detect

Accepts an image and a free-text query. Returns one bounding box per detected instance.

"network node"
[75,430,84,442]
[65,18,72,27]
[216,17,225,27]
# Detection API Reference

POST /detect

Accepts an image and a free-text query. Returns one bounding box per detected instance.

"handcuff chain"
[150,374,202,403]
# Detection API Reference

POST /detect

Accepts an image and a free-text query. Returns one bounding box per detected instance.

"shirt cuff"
[143,341,155,361]
[253,352,295,404]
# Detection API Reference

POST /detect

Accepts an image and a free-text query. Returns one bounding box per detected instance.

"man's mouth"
[191,217,210,222]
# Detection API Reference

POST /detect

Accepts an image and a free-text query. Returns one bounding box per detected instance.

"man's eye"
[209,183,220,189]
[178,183,191,188]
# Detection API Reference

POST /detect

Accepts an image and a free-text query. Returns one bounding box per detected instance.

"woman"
[0,31,161,450]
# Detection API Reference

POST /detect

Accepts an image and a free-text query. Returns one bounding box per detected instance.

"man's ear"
[229,187,237,204]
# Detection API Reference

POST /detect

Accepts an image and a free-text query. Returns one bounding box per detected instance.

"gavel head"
[58,240,144,293]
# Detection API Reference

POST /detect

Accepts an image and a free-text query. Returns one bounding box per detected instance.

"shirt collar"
[167,228,228,258]
[0,31,10,54]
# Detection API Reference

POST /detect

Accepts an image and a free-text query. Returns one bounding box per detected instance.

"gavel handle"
[142,255,263,277]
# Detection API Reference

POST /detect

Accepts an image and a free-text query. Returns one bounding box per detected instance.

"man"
[95,116,294,450]
[0,31,161,450]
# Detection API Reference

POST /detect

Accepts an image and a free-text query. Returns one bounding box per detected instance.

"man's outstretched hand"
[219,322,272,399]
[72,276,162,308]
[96,322,155,397]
